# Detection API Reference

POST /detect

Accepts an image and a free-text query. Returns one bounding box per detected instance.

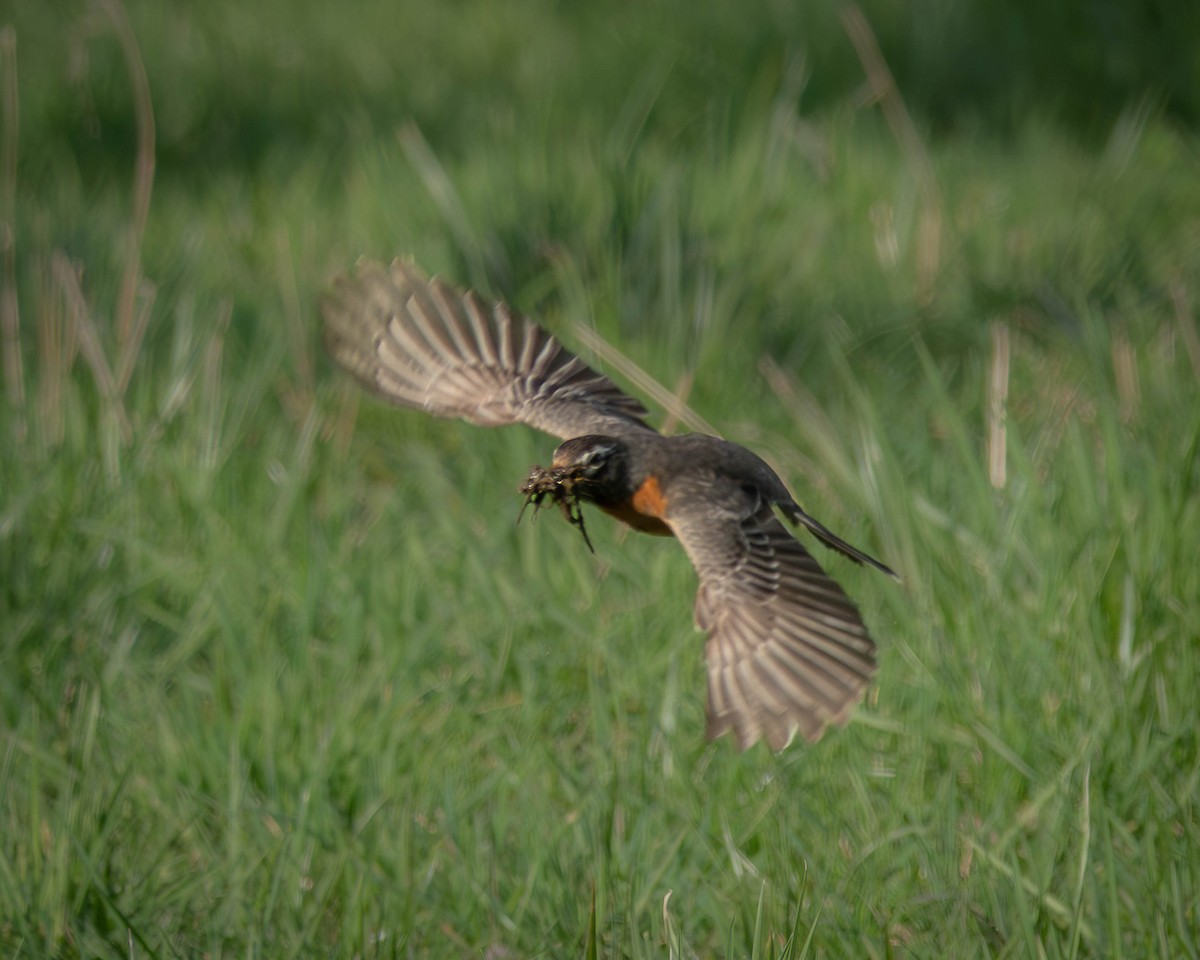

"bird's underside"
[322,256,895,751]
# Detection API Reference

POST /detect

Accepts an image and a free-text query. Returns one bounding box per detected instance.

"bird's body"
[562,433,781,535]
[323,257,896,751]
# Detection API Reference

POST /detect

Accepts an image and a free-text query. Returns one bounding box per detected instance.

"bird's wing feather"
[667,491,877,751]
[322,258,657,440]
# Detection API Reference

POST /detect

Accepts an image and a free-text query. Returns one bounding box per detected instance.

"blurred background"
[2,0,1198,957]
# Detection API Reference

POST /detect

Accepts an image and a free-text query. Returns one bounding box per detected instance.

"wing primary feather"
[674,505,879,751]
[322,258,657,440]
[427,278,478,360]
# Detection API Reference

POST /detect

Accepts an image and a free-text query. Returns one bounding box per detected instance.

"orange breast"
[600,475,673,536]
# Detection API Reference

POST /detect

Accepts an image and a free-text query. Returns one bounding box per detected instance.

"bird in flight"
[322,258,896,751]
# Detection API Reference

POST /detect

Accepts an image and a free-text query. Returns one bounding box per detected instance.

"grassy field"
[3,1,1199,957]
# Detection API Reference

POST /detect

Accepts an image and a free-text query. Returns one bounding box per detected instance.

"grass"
[2,0,1199,956]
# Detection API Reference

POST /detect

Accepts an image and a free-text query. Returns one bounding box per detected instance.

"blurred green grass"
[2,0,1199,957]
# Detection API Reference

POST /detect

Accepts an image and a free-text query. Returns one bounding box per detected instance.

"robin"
[322,257,897,751]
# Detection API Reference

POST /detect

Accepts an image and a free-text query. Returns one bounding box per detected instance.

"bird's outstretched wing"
[667,493,877,751]
[322,258,657,440]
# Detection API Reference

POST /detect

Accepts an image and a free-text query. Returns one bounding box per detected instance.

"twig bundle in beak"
[518,464,595,553]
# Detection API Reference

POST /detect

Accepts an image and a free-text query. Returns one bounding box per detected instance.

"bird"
[321,257,897,751]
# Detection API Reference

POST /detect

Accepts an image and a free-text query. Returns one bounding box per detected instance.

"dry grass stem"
[398,121,487,288]
[115,279,155,395]
[36,255,75,447]
[572,322,718,437]
[759,354,856,492]
[1170,282,1200,380]
[1,26,23,433]
[53,252,132,442]
[96,0,155,349]
[201,299,232,472]
[658,371,695,435]
[1111,326,1140,423]
[988,321,1010,489]
[841,2,942,302]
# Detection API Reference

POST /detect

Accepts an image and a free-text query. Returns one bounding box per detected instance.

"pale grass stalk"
[1028,373,1082,480]
[841,2,942,302]
[95,0,155,351]
[115,280,155,395]
[1111,326,1140,423]
[1068,762,1092,960]
[988,321,1010,489]
[0,26,22,435]
[662,890,700,960]
[572,321,718,437]
[657,372,694,435]
[35,254,75,448]
[1169,282,1199,380]
[758,354,856,493]
[201,299,232,473]
[54,252,132,443]
[398,121,487,288]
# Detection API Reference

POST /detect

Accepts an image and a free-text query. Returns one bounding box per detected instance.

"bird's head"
[549,435,627,500]
[517,435,628,553]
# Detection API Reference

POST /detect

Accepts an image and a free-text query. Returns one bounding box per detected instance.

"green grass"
[3,1,1199,957]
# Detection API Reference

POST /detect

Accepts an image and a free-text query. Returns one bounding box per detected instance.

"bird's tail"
[781,503,899,580]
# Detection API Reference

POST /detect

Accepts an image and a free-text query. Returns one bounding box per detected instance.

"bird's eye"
[582,445,612,474]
